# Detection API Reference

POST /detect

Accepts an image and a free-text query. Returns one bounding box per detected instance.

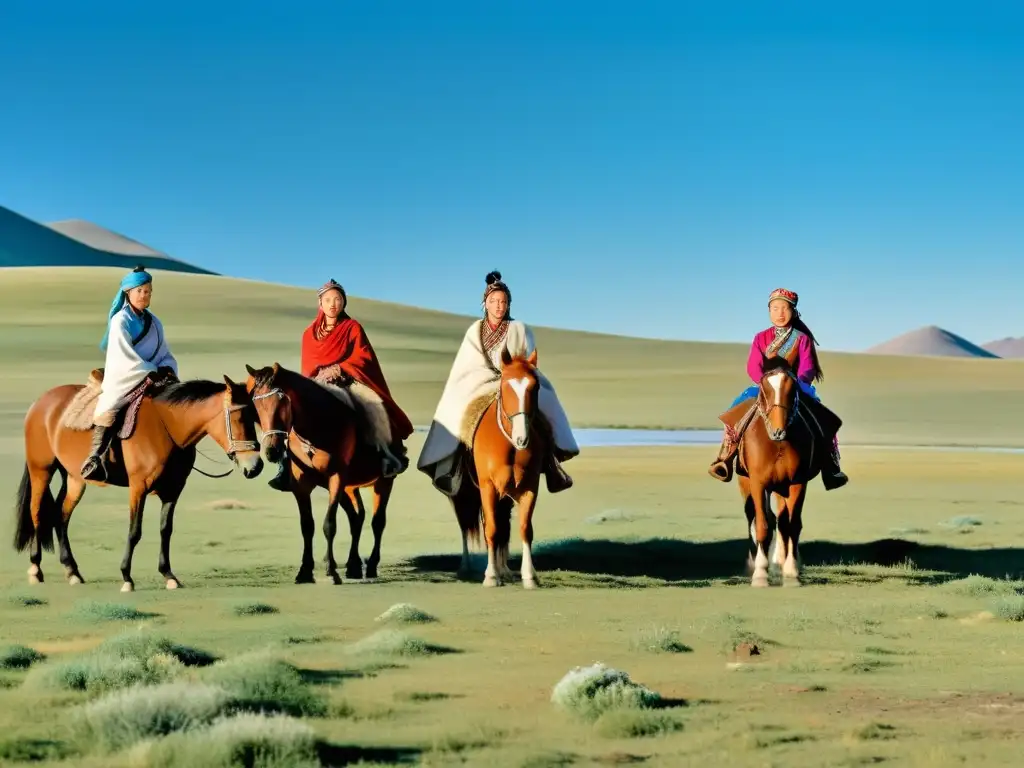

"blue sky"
[2,0,1022,350]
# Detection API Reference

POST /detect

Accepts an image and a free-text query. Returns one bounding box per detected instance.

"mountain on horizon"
[0,205,215,275]
[982,337,1024,359]
[865,325,1001,359]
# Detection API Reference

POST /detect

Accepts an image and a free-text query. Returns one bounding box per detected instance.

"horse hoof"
[345,567,363,581]
[68,574,83,586]
[121,581,135,593]
[784,576,802,588]
[483,575,501,588]
[329,572,343,586]
[365,566,378,580]
[294,572,315,585]
[166,579,181,590]
[522,578,539,590]
[751,574,769,588]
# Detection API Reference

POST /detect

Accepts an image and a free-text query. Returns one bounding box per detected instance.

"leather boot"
[822,448,849,491]
[380,442,409,478]
[708,431,739,482]
[268,451,292,492]
[544,453,573,493]
[81,424,115,481]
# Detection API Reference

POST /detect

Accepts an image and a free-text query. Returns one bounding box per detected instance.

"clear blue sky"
[2,0,1022,350]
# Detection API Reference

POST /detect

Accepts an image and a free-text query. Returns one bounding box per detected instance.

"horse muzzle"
[768,427,787,441]
[239,455,265,479]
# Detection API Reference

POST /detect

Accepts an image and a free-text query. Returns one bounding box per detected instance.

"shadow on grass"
[316,741,422,765]
[406,537,1024,586]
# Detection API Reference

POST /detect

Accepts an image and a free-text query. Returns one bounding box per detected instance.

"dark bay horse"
[718,353,840,587]
[13,374,264,591]
[244,363,400,585]
[450,346,546,588]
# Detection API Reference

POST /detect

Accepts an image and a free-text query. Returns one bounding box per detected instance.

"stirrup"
[708,459,733,483]
[267,459,291,492]
[81,455,107,482]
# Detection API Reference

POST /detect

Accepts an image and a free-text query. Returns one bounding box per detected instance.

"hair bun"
[133,264,147,273]
[485,270,502,285]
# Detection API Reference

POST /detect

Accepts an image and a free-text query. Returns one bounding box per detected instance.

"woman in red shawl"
[267,279,414,491]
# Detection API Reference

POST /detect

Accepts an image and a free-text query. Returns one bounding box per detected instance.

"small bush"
[72,682,232,752]
[551,663,661,721]
[375,603,437,624]
[0,645,45,670]
[944,574,1018,597]
[631,626,692,654]
[345,629,456,657]
[991,594,1024,622]
[68,600,158,622]
[139,713,319,768]
[594,709,684,738]
[200,653,327,717]
[230,601,279,617]
[7,593,47,607]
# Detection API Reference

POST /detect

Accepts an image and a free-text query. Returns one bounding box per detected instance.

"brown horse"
[13,374,264,591]
[244,362,401,585]
[449,346,546,588]
[718,353,840,587]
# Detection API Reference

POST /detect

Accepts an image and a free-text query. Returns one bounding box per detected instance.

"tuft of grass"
[375,603,437,624]
[594,709,684,739]
[851,722,898,741]
[199,653,328,717]
[990,594,1024,622]
[6,593,47,607]
[0,737,75,762]
[630,626,693,654]
[844,658,895,674]
[345,629,457,658]
[943,575,1020,598]
[68,600,159,622]
[0,644,46,670]
[137,713,319,768]
[205,499,254,510]
[72,681,233,753]
[230,601,279,617]
[396,691,455,703]
[551,663,661,722]
[24,630,215,695]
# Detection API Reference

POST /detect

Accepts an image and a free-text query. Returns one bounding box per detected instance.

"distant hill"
[0,205,215,275]
[865,325,1000,359]
[982,337,1024,359]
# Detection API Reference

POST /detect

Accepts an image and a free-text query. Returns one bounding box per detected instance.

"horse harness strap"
[495,388,529,447]
[251,387,316,459]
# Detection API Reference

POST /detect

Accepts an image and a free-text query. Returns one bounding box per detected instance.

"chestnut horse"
[244,363,403,585]
[718,353,840,587]
[13,374,264,592]
[450,346,546,589]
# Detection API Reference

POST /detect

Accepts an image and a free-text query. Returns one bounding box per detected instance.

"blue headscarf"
[99,267,152,351]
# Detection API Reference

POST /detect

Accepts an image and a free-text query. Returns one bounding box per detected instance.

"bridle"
[495,376,535,449]
[757,369,801,441]
[251,387,291,447]
[223,401,260,457]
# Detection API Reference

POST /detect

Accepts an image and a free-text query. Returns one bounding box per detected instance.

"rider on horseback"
[81,266,178,482]
[416,270,579,496]
[267,279,414,491]
[708,287,848,490]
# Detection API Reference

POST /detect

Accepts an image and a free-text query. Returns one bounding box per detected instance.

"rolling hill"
[2,266,1024,447]
[864,325,1000,359]
[982,337,1024,358]
[0,205,214,275]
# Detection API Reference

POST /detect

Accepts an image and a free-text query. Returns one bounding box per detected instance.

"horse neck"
[278,370,340,436]
[153,392,225,449]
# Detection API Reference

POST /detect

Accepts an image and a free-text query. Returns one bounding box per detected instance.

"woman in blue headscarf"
[82,266,179,481]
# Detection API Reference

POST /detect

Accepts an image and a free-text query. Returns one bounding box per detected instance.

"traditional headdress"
[317,278,347,303]
[482,270,511,305]
[99,265,151,351]
[768,287,798,307]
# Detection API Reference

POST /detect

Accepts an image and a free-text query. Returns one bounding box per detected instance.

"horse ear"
[245,364,256,376]
[527,348,538,367]
[223,374,236,387]
[500,345,513,366]
[272,362,280,374]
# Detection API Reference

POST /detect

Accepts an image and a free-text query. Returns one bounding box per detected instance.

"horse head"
[498,345,540,450]
[244,362,292,463]
[757,352,799,441]
[219,375,265,478]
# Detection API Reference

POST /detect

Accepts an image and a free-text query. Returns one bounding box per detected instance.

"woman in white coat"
[417,270,579,496]
[81,266,179,481]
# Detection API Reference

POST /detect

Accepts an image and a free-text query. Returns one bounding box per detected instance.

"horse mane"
[761,355,794,375]
[153,379,226,405]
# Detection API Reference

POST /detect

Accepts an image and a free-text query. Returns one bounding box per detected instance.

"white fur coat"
[93,306,178,419]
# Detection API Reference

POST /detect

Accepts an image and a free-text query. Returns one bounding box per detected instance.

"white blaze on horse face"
[766,372,786,406]
[507,377,531,448]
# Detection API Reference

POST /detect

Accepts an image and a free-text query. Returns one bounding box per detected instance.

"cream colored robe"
[93,306,178,422]
[416,319,578,492]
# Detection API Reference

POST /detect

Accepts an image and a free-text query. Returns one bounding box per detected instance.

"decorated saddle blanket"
[458,393,553,451]
[61,368,150,440]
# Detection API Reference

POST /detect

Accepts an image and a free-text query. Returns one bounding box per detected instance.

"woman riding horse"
[417,270,579,495]
[81,266,179,482]
[267,279,413,490]
[708,287,848,490]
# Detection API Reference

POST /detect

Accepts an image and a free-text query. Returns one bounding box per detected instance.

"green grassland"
[1,266,1024,767]
[2,267,1024,446]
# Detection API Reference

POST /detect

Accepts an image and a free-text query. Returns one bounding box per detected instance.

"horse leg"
[24,464,58,585]
[497,497,515,582]
[772,492,789,572]
[290,468,317,584]
[320,474,345,585]
[749,483,772,588]
[119,483,148,592]
[480,483,503,587]
[340,488,365,581]
[365,477,394,580]
[156,489,185,590]
[782,484,807,586]
[739,476,756,575]
[55,471,87,584]
[517,489,540,589]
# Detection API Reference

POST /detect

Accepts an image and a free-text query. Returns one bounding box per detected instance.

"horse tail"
[12,464,56,553]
